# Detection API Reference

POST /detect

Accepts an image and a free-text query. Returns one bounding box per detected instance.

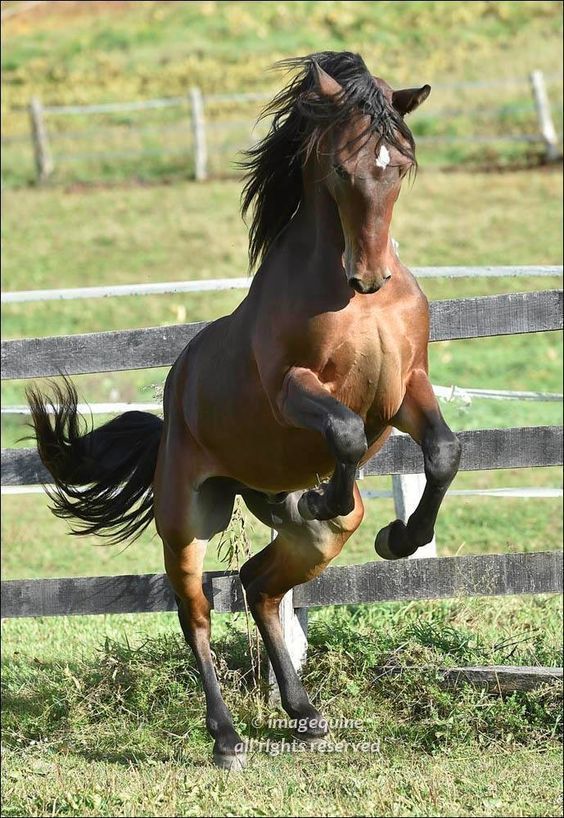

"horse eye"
[333,164,349,180]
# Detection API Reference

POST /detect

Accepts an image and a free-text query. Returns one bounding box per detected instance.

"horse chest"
[314,324,404,419]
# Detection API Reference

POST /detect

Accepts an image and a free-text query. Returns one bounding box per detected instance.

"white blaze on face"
[376,144,390,169]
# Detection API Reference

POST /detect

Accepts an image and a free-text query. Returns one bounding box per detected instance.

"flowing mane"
[240,51,416,270]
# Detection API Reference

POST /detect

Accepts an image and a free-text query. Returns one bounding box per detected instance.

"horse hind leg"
[240,484,364,741]
[154,467,244,769]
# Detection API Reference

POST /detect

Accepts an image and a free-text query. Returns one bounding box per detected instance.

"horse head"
[305,56,430,294]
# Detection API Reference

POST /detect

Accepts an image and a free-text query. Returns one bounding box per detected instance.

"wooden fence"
[1,281,563,685]
[3,70,561,185]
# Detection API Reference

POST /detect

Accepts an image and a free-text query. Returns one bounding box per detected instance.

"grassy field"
[2,598,563,817]
[1,1,562,184]
[2,4,563,812]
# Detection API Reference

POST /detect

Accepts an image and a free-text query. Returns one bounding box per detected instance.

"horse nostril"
[349,277,368,293]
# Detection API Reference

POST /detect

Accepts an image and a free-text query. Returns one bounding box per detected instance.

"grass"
[2,596,562,816]
[1,1,562,185]
[3,2,562,108]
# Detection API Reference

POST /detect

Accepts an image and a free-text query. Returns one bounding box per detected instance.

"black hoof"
[292,731,328,747]
[297,487,354,521]
[212,734,247,770]
[374,519,418,560]
[290,710,329,744]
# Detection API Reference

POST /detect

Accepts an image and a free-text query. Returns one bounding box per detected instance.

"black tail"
[26,378,163,544]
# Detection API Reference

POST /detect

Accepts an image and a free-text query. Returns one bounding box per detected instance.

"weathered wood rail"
[2,290,562,379]
[2,426,562,486]
[2,552,562,620]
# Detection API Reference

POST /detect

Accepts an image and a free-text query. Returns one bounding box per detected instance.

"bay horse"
[27,51,461,769]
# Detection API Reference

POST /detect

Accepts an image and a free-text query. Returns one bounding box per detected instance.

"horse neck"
[281,164,347,287]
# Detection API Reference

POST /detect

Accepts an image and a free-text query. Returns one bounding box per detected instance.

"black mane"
[240,51,416,270]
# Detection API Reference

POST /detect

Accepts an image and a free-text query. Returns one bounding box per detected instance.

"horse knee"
[424,430,461,485]
[325,412,367,463]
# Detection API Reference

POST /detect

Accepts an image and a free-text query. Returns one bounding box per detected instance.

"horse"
[27,51,461,770]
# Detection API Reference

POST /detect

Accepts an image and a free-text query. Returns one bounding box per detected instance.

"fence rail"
[2,266,562,304]
[2,70,561,185]
[2,385,561,418]
[2,551,562,619]
[2,290,562,380]
[3,426,562,487]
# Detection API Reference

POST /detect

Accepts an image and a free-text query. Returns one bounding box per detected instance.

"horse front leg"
[375,368,461,559]
[277,367,367,521]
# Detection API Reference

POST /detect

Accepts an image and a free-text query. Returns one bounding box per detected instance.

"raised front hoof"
[375,520,419,560]
[212,750,247,771]
[297,487,353,522]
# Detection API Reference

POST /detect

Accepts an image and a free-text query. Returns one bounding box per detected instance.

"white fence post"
[189,87,208,181]
[268,528,308,702]
[529,70,560,161]
[392,472,436,559]
[29,97,54,183]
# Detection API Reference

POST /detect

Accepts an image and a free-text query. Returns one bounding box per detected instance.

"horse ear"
[312,61,343,99]
[392,84,431,116]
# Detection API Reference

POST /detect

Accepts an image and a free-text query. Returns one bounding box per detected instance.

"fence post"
[391,427,437,559]
[29,97,54,183]
[268,527,308,702]
[529,70,560,161]
[189,87,208,181]
[391,473,436,559]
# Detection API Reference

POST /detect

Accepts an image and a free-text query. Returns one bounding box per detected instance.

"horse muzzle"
[348,269,391,294]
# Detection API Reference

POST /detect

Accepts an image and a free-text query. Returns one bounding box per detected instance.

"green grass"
[2,596,562,816]
[4,2,562,107]
[1,1,562,185]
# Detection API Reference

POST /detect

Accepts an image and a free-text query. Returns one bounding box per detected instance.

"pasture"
[2,166,563,816]
[1,3,563,813]
[2,1,563,185]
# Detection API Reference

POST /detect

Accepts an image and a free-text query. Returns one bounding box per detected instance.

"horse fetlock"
[297,485,354,521]
[424,432,461,486]
[208,717,245,754]
[285,703,329,739]
[406,516,434,547]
